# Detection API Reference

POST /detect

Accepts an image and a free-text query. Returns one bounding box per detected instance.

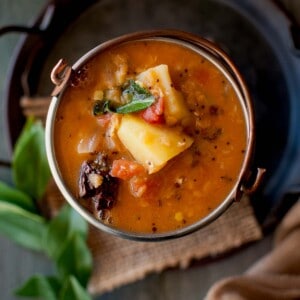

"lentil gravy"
[53,39,248,234]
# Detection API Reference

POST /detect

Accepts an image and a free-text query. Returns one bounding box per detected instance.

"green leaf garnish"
[116,96,154,113]
[0,181,36,212]
[0,202,47,251]
[122,79,152,100]
[12,117,51,200]
[118,80,155,113]
[15,275,61,300]
[44,205,91,288]
[59,276,92,300]
[93,80,155,115]
[44,205,88,261]
[56,233,92,287]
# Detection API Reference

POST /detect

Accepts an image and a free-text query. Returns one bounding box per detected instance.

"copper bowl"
[45,29,265,241]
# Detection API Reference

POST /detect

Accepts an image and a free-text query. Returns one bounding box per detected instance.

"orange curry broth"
[54,40,247,234]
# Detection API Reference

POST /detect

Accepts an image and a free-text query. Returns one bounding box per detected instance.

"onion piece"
[77,131,101,154]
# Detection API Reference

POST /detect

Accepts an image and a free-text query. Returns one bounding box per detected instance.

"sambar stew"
[54,40,247,234]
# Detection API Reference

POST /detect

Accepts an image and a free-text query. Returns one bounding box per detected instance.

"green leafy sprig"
[93,80,155,116]
[0,117,93,299]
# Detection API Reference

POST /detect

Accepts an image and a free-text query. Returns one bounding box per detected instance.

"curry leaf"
[93,81,155,115]
[115,97,154,113]
[56,233,92,287]
[12,117,51,200]
[122,79,152,101]
[0,181,36,212]
[44,205,88,260]
[0,202,47,251]
[59,276,92,300]
[15,275,61,300]
[118,79,155,113]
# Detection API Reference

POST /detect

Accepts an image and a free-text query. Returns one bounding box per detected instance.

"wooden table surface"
[0,0,297,299]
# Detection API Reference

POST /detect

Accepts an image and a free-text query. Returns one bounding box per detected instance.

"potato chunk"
[137,64,190,125]
[117,115,193,174]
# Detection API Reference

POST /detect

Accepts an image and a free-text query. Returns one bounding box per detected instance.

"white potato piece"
[117,115,193,174]
[137,64,190,125]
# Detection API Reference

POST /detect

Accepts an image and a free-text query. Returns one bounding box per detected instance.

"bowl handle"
[235,168,266,201]
[50,59,72,97]
[242,168,266,195]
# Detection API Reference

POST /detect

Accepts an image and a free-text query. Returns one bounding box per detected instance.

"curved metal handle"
[234,168,266,202]
[50,59,72,97]
[241,168,267,195]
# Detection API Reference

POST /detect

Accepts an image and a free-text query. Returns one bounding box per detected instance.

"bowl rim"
[45,29,255,241]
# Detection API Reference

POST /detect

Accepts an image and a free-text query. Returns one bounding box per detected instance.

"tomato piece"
[140,97,165,124]
[110,159,146,180]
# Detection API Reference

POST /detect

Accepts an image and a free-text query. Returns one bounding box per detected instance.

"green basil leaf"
[122,79,152,100]
[56,233,92,287]
[12,117,51,200]
[93,81,155,115]
[116,80,155,113]
[116,96,155,113]
[44,205,88,260]
[0,181,36,212]
[15,275,61,300]
[0,202,47,251]
[59,276,92,300]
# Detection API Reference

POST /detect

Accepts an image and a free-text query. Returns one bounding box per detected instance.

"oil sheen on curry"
[54,40,247,234]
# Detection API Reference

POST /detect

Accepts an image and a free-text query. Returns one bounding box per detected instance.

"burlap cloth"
[44,179,262,295]
[205,198,300,300]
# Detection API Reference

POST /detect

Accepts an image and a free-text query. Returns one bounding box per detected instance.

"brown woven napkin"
[43,180,262,295]
[205,198,300,300]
